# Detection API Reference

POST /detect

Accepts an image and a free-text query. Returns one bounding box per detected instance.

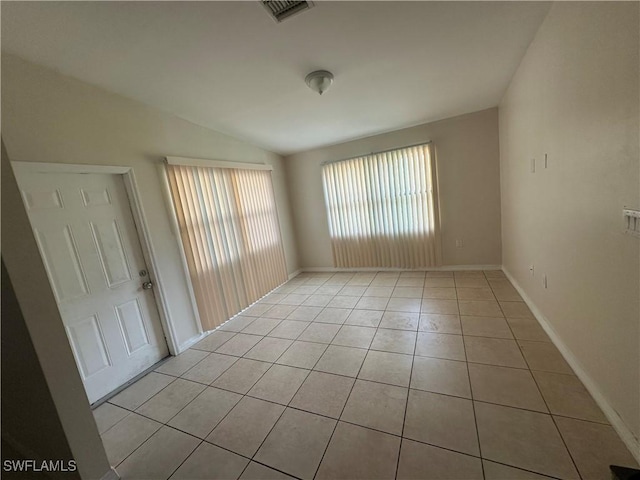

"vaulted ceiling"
[1,1,550,154]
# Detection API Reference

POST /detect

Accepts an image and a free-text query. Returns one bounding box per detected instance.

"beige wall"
[499,1,639,443]
[1,54,298,351]
[285,108,502,268]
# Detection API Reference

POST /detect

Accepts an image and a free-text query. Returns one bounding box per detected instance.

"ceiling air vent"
[262,1,314,23]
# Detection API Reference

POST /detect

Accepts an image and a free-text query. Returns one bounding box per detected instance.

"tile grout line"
[374,276,404,480]
[234,272,358,480]
[109,390,565,479]
[109,375,607,430]
[394,289,419,480]
[171,415,306,480]
[491,274,584,480]
[165,438,205,479]
[169,270,338,479]
[100,271,607,479]
[310,276,375,479]
[109,327,273,475]
[111,363,612,431]
[311,273,398,480]
[233,362,309,478]
[114,272,328,475]
[110,320,284,474]
[459,272,485,480]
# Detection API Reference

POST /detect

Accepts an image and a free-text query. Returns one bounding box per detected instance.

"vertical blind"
[321,143,440,268]
[166,161,288,331]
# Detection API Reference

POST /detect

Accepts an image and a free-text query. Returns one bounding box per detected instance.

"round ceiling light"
[305,70,334,95]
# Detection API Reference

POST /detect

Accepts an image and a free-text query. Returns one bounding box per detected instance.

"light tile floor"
[94,270,639,480]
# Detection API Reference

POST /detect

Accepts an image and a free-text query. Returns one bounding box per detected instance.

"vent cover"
[262,1,314,23]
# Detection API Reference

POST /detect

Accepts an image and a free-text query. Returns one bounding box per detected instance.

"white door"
[14,166,169,403]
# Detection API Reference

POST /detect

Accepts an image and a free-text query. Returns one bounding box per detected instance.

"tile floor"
[94,270,639,480]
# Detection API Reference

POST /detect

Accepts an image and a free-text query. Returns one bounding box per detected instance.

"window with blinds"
[166,159,288,331]
[321,143,440,268]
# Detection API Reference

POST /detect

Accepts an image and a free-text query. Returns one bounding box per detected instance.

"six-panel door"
[14,167,169,403]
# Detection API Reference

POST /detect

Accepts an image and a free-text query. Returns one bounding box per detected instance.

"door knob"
[142,281,153,290]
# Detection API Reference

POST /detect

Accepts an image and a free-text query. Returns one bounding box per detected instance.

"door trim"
[11,161,179,355]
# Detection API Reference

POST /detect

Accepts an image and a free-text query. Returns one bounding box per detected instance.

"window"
[166,159,288,331]
[321,143,440,268]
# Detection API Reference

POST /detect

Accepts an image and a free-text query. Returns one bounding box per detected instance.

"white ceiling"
[1,1,550,155]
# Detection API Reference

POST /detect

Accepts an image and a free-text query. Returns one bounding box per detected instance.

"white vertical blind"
[321,143,440,268]
[166,163,288,331]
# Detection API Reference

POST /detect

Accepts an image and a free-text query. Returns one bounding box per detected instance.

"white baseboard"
[503,267,640,464]
[101,467,120,480]
[176,331,207,354]
[184,273,303,349]
[300,264,502,273]
[288,269,302,280]
[435,264,502,271]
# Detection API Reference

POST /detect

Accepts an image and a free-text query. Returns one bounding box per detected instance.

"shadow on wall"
[1,260,80,480]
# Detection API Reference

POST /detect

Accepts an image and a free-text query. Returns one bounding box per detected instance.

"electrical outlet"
[529,265,535,276]
[455,239,464,248]
[624,208,640,237]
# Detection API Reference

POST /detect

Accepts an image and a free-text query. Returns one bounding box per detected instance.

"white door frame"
[11,161,180,356]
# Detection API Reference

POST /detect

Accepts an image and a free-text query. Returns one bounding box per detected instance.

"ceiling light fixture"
[305,70,334,95]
